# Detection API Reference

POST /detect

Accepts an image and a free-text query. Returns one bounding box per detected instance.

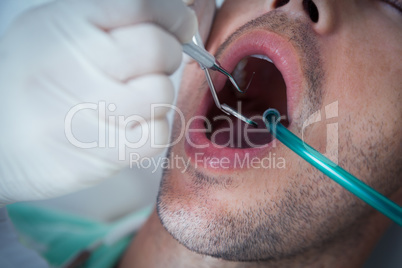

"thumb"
[74,0,198,43]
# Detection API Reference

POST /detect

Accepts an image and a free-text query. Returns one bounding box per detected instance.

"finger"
[186,0,216,44]
[105,74,175,120]
[75,0,197,43]
[104,24,183,81]
[121,117,171,159]
[69,115,170,168]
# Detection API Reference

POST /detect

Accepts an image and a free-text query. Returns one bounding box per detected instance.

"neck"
[119,209,391,268]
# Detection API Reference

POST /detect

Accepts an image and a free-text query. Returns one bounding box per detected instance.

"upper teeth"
[232,55,274,89]
[232,58,249,89]
[251,54,273,63]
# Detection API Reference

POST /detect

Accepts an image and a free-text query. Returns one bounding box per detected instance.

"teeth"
[251,54,273,63]
[232,58,249,89]
[231,55,273,93]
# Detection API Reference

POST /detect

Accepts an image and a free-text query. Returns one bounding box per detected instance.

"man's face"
[157,0,402,261]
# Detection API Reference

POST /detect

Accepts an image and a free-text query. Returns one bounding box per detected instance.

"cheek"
[207,0,271,53]
[320,25,402,127]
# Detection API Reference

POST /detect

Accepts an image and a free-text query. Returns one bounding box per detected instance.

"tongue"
[208,114,272,149]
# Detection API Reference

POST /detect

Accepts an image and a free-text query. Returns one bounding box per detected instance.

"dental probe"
[183,41,245,93]
[188,33,258,127]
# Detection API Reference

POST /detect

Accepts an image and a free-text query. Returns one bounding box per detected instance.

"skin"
[121,0,402,267]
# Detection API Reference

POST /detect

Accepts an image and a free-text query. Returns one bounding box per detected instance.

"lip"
[184,29,303,171]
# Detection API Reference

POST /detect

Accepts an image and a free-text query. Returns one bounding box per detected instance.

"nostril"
[274,0,290,9]
[275,0,319,24]
[303,0,319,23]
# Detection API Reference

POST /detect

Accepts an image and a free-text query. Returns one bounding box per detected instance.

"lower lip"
[184,30,302,171]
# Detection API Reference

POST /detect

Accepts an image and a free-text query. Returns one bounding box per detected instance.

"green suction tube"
[263,109,402,226]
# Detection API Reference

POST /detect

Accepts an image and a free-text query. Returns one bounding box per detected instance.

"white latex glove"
[0,0,198,206]
[183,0,216,44]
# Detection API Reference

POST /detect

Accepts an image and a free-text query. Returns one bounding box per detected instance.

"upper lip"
[184,28,304,171]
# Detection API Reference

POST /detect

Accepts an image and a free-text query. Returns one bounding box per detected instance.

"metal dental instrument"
[183,39,245,93]
[184,33,258,127]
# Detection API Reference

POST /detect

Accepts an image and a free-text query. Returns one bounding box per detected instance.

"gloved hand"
[183,0,216,45]
[0,0,199,206]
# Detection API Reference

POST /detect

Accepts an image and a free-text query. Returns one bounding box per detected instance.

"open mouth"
[206,55,289,149]
[184,30,303,170]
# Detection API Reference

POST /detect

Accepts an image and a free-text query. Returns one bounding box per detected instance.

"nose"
[273,0,337,34]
